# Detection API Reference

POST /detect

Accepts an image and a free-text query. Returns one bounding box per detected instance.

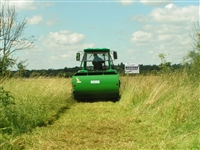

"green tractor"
[72,48,120,101]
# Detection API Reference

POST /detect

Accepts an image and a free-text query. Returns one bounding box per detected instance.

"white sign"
[90,80,100,84]
[125,63,139,74]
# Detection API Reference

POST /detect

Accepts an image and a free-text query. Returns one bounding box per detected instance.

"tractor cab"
[76,48,117,72]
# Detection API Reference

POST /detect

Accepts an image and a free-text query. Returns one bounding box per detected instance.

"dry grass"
[1,74,200,149]
[0,77,74,149]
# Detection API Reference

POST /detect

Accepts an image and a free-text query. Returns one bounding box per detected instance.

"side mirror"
[76,53,80,61]
[113,51,118,59]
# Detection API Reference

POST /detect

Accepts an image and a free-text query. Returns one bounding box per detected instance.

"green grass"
[0,77,74,149]
[0,73,200,149]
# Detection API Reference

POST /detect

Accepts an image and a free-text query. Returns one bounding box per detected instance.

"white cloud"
[130,23,192,63]
[8,0,37,11]
[16,30,95,69]
[41,30,96,52]
[27,15,43,25]
[157,34,171,41]
[117,0,136,5]
[140,0,173,6]
[3,0,54,12]
[150,4,199,24]
[128,4,198,64]
[131,31,153,43]
[29,30,94,68]
[43,30,85,48]
[130,14,150,22]
[46,18,57,26]
[27,15,58,26]
[130,3,198,25]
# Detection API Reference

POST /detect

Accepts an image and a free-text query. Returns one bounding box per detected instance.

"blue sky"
[2,0,199,69]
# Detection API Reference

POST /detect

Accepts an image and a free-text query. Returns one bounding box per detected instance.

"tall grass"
[120,73,200,149]
[0,77,74,149]
[0,72,199,149]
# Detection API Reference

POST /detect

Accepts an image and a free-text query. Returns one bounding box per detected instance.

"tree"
[158,53,171,73]
[14,59,28,77]
[184,23,200,78]
[0,4,34,76]
[158,53,166,64]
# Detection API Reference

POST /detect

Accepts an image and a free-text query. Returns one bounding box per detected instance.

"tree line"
[7,62,184,78]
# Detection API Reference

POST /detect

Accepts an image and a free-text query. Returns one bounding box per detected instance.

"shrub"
[0,86,15,134]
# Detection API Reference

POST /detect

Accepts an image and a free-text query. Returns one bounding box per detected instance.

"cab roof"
[84,48,110,52]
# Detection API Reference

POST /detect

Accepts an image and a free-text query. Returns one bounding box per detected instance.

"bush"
[0,86,15,106]
[0,86,15,134]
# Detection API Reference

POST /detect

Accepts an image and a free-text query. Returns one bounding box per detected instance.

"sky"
[1,0,199,69]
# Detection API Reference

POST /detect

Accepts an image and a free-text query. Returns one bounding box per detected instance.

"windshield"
[81,52,113,71]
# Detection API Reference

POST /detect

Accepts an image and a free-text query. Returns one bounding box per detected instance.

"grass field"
[0,73,200,149]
